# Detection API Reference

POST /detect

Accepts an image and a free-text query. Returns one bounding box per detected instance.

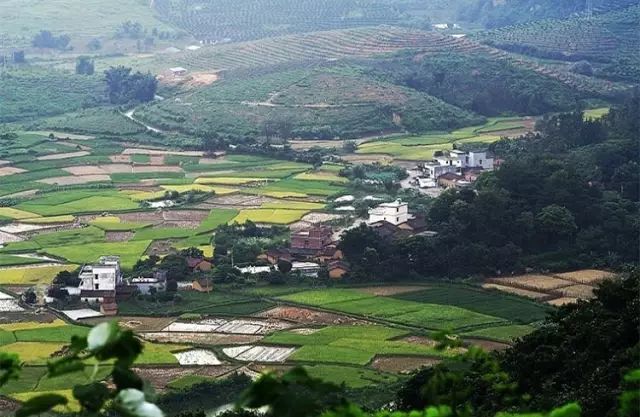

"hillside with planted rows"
[477,5,640,82]
[152,0,469,43]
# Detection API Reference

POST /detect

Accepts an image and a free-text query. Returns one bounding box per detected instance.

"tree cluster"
[339,100,639,279]
[397,270,639,417]
[32,30,71,50]
[104,66,158,104]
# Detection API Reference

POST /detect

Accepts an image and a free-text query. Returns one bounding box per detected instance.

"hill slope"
[460,0,639,28]
[152,0,472,43]
[476,5,640,82]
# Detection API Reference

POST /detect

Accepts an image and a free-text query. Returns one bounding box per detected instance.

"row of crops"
[477,5,640,63]
[153,0,449,43]
[155,26,477,72]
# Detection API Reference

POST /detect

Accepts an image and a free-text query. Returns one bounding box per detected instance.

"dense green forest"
[361,52,583,116]
[339,97,639,279]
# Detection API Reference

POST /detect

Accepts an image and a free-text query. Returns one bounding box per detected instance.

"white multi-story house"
[78,256,122,303]
[433,150,494,170]
[423,161,458,178]
[368,200,409,226]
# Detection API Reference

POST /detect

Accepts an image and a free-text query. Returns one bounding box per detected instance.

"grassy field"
[0,265,78,285]
[265,325,459,366]
[304,364,398,388]
[461,324,536,342]
[231,208,309,225]
[0,0,172,48]
[42,240,151,270]
[356,117,527,160]
[118,291,273,315]
[278,288,510,332]
[584,107,610,120]
[0,255,46,267]
[391,285,549,324]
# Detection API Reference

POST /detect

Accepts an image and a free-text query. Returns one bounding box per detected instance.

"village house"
[328,260,350,279]
[368,200,410,226]
[290,226,333,256]
[434,149,494,170]
[437,172,466,189]
[129,270,167,295]
[192,277,213,293]
[186,257,213,272]
[169,66,187,77]
[290,261,321,277]
[78,256,122,304]
[261,226,342,265]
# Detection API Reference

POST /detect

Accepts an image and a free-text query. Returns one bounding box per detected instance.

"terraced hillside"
[153,0,469,43]
[136,66,483,139]
[460,0,639,28]
[477,5,640,82]
[150,26,479,72]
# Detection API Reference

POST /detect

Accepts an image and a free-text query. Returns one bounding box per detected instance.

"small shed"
[328,261,350,279]
[169,67,188,77]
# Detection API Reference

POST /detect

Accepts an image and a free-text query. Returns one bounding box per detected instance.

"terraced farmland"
[278,288,511,332]
[0,131,350,278]
[478,5,640,62]
[153,0,457,43]
[149,26,483,72]
[137,65,482,139]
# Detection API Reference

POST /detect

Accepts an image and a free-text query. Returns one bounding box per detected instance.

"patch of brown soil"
[145,240,177,256]
[356,285,427,296]
[343,154,394,164]
[0,167,26,177]
[140,332,262,345]
[248,364,293,376]
[188,72,220,86]
[547,297,578,306]
[162,210,209,222]
[117,212,165,223]
[64,165,183,175]
[0,310,58,325]
[149,155,165,165]
[400,335,437,347]
[133,365,238,391]
[123,148,203,156]
[105,231,134,242]
[553,269,617,285]
[110,155,131,163]
[37,151,90,160]
[38,175,110,185]
[371,356,441,373]
[465,338,510,351]
[256,306,368,325]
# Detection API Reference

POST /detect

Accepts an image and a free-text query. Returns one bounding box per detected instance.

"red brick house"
[290,226,333,256]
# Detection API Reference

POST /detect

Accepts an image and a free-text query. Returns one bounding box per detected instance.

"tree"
[53,270,80,287]
[32,30,70,50]
[501,271,639,417]
[159,254,190,281]
[23,289,36,304]
[277,259,292,274]
[166,279,178,292]
[104,66,157,104]
[87,38,102,51]
[75,56,95,75]
[180,247,204,258]
[535,204,577,243]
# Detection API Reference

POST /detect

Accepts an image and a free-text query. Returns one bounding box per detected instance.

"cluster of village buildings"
[48,198,434,315]
[414,149,495,189]
[44,149,491,314]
